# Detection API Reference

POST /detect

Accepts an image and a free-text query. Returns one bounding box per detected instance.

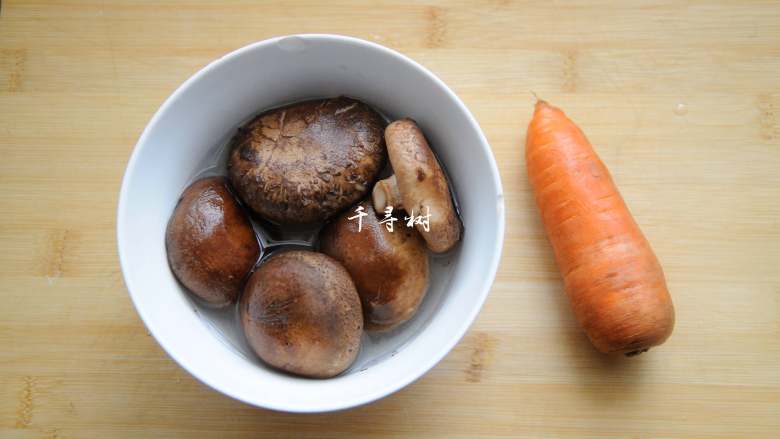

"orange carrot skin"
[526,101,674,355]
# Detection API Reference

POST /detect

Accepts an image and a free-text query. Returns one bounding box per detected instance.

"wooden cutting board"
[1,1,778,437]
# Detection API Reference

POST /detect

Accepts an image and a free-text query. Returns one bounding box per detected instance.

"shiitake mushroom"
[166,177,260,307]
[227,97,386,225]
[373,118,462,253]
[240,250,363,378]
[320,201,429,331]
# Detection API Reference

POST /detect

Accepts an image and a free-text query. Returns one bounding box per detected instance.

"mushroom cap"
[240,250,363,378]
[383,118,461,253]
[228,97,386,224]
[320,201,428,331]
[166,177,260,307]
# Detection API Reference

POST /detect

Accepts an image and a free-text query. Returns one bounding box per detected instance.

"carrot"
[525,100,674,355]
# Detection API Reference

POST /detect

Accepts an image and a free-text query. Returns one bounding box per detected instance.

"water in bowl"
[179,102,462,377]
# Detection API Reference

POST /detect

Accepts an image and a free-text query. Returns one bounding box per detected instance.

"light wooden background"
[1,1,779,437]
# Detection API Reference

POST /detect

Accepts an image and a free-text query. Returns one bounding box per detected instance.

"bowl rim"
[117,33,505,412]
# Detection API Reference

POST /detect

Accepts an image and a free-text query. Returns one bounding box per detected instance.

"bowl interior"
[118,35,504,412]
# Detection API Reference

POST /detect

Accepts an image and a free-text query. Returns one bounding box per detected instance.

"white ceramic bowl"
[117,34,504,412]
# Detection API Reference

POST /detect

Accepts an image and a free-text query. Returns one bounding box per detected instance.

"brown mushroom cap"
[240,250,363,378]
[372,118,461,253]
[166,177,260,307]
[228,97,386,224]
[320,201,428,331]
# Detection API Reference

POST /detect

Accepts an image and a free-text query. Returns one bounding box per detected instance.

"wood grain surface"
[1,1,779,437]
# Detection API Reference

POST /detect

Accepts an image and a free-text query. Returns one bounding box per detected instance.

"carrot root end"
[624,348,649,357]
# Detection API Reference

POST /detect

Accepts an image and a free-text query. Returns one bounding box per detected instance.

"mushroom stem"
[372,175,404,213]
[379,119,462,253]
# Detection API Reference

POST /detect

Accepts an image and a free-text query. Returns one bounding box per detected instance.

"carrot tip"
[530,91,548,107]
